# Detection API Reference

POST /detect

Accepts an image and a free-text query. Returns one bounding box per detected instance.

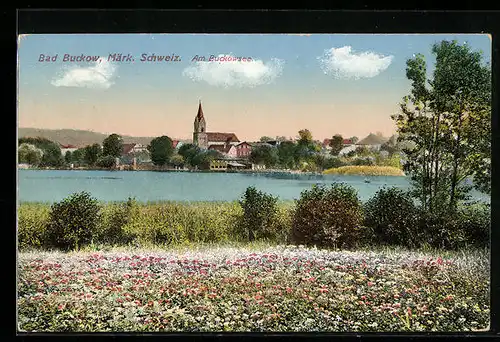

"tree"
[64,151,72,164]
[277,141,297,169]
[259,136,274,142]
[148,136,174,167]
[392,40,491,215]
[349,136,359,144]
[431,41,491,202]
[170,154,185,167]
[40,144,63,167]
[102,133,123,158]
[354,145,369,157]
[19,137,63,167]
[96,155,116,168]
[178,143,200,167]
[84,144,102,166]
[380,135,399,156]
[191,150,222,170]
[18,143,43,166]
[329,135,343,156]
[250,144,279,167]
[71,149,85,165]
[298,129,313,144]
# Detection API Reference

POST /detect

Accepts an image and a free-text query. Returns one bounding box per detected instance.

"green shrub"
[459,202,490,248]
[363,187,420,248]
[96,197,137,245]
[45,192,101,251]
[353,156,375,166]
[291,183,364,249]
[425,202,490,250]
[18,204,51,250]
[416,211,468,250]
[238,187,280,242]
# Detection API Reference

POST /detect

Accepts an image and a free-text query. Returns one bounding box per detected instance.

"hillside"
[18,128,190,147]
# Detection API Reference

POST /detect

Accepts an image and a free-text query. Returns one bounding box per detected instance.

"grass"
[323,165,405,176]
[17,201,295,251]
[17,243,489,332]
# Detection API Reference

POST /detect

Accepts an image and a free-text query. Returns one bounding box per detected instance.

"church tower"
[193,100,208,149]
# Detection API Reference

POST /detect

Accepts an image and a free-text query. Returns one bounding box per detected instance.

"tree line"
[248,130,402,172]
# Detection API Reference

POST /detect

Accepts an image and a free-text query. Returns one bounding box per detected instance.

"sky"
[18,34,491,142]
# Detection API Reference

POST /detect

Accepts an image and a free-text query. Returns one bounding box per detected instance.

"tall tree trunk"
[449,112,464,212]
[419,109,428,212]
[432,112,442,213]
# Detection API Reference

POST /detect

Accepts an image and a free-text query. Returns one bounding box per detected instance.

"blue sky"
[18,34,491,141]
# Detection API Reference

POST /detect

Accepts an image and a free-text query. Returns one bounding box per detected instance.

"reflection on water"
[25,176,123,180]
[18,169,489,204]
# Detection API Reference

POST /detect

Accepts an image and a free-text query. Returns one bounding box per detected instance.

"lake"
[17,169,490,203]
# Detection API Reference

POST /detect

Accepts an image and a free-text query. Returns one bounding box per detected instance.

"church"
[193,101,241,151]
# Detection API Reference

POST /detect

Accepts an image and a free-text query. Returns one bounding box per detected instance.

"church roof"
[196,100,204,120]
[208,144,234,153]
[207,132,240,143]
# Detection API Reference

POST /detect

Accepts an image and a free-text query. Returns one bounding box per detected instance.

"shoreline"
[18,166,405,177]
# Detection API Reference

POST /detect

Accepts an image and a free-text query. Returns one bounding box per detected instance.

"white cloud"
[318,46,393,79]
[183,55,284,88]
[51,58,117,89]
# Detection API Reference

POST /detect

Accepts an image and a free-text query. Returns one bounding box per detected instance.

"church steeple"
[196,100,204,120]
[193,100,208,149]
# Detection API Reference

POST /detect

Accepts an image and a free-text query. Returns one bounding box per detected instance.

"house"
[121,143,150,164]
[208,142,238,158]
[210,159,228,171]
[235,141,252,158]
[122,143,148,155]
[210,158,251,171]
[339,145,357,156]
[59,144,78,155]
[192,101,241,149]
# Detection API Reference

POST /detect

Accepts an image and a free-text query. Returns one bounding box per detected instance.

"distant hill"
[357,133,390,146]
[18,128,190,148]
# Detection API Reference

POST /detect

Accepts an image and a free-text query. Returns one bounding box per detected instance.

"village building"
[193,101,242,151]
[235,141,252,158]
[59,144,79,155]
[122,143,148,155]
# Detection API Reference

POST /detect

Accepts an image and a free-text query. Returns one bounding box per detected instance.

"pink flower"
[367,282,374,287]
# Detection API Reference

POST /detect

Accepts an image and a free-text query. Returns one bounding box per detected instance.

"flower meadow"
[17,245,489,332]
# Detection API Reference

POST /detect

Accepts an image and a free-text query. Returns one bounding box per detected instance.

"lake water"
[17,170,490,203]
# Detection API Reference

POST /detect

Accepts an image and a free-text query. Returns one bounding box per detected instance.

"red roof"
[60,144,77,149]
[172,140,179,148]
[236,141,252,147]
[207,132,240,143]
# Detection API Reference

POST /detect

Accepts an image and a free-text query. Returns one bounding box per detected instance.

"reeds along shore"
[323,166,405,176]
